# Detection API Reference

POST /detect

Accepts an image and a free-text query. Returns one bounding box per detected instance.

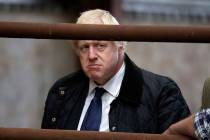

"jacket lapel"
[117,54,144,105]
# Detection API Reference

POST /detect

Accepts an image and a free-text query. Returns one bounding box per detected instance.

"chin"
[90,74,103,82]
[86,70,105,80]
[90,75,101,80]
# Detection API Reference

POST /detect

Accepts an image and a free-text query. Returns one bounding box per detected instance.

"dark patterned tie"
[81,87,106,131]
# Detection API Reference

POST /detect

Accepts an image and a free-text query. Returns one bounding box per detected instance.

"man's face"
[76,40,124,85]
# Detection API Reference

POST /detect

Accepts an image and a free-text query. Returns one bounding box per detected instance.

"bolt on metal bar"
[0,127,194,140]
[0,21,209,43]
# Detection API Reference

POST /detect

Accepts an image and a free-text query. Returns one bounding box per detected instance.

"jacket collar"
[117,54,144,105]
[75,54,144,106]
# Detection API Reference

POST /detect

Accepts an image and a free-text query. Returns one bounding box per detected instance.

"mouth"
[87,64,101,70]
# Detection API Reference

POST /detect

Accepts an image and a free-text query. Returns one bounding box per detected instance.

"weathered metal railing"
[0,21,210,43]
[0,21,203,140]
[0,127,195,140]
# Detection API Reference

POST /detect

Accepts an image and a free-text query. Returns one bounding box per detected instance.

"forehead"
[77,40,113,46]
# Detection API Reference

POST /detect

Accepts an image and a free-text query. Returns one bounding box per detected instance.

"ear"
[118,45,125,55]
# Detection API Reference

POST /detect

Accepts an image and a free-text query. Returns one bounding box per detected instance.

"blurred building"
[122,0,210,24]
[0,0,210,128]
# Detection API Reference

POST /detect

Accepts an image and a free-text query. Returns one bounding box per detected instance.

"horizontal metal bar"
[0,21,210,43]
[0,127,194,140]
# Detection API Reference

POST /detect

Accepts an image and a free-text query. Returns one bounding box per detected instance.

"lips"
[87,64,101,70]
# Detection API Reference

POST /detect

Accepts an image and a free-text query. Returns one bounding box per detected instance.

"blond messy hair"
[75,9,126,49]
[77,9,119,25]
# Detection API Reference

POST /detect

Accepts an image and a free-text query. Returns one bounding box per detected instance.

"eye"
[96,44,107,51]
[78,44,89,53]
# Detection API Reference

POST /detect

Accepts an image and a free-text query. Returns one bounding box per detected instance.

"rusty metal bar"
[0,21,210,43]
[0,127,194,140]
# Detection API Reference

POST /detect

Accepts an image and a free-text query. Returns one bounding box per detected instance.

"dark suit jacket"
[41,54,190,133]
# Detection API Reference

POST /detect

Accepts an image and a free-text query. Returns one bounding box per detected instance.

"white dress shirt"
[77,62,125,131]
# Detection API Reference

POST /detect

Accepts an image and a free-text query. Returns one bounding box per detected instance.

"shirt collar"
[88,62,125,98]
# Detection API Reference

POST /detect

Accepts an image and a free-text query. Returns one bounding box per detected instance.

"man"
[41,9,190,133]
[163,108,210,140]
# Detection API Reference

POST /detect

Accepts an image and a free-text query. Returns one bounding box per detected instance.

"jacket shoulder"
[141,69,178,88]
[51,70,87,89]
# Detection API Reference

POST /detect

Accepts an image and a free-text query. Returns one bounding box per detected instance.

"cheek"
[79,56,87,68]
[104,53,118,67]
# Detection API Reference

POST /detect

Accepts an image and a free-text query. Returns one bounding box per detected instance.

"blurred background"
[0,0,210,128]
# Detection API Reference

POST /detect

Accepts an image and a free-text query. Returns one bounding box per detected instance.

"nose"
[88,46,97,60]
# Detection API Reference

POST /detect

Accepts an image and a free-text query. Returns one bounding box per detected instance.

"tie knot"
[94,87,106,98]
